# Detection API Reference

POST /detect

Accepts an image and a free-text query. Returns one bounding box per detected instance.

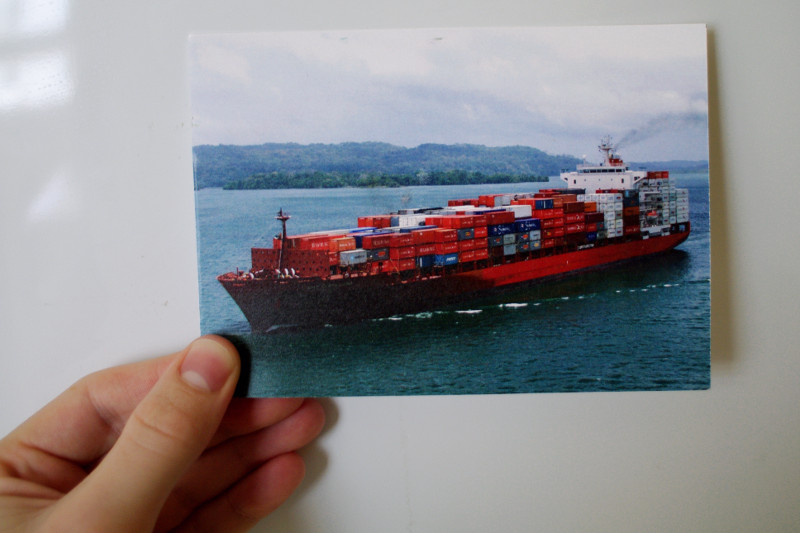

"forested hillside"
[192,142,582,189]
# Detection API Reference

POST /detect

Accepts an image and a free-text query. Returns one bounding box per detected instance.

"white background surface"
[1,1,798,532]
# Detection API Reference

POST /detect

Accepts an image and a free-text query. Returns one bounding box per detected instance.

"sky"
[189,25,709,162]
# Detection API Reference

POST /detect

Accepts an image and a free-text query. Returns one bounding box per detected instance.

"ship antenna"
[276,208,291,274]
[598,135,616,165]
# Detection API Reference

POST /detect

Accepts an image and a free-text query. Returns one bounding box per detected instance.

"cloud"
[189,25,709,161]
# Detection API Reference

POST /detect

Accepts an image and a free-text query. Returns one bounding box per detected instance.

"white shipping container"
[339,249,368,266]
[503,233,516,245]
[397,214,428,227]
[508,204,532,219]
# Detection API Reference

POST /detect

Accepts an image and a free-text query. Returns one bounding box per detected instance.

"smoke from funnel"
[616,112,708,151]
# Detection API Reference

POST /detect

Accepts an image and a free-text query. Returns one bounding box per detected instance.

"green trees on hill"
[221,169,547,190]
[194,142,580,189]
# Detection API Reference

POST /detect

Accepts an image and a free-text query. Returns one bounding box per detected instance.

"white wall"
[2,1,798,532]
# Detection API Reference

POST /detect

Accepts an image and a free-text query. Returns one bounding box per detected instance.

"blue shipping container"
[457,228,475,240]
[513,217,541,232]
[400,225,437,233]
[434,253,459,266]
[488,223,514,236]
[417,254,435,268]
[367,248,389,261]
[488,235,504,247]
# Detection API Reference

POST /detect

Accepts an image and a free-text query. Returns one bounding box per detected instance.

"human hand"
[0,335,325,532]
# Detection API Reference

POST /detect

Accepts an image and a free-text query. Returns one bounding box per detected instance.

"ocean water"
[195,175,710,397]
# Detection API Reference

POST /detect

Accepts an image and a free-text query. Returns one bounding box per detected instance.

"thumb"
[58,336,240,532]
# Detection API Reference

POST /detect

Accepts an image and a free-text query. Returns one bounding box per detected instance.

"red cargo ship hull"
[218,224,689,331]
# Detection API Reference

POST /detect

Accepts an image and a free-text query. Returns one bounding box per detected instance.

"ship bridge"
[560,136,647,192]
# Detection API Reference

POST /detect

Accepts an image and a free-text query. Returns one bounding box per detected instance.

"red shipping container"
[448,199,475,207]
[623,206,640,217]
[435,241,459,254]
[623,214,640,226]
[553,226,566,237]
[434,228,458,242]
[551,217,565,227]
[532,208,565,219]
[472,214,488,227]
[459,239,476,252]
[329,236,356,252]
[389,246,416,260]
[416,243,436,256]
[542,228,555,239]
[298,235,331,251]
[623,225,641,235]
[563,201,585,214]
[583,201,597,212]
[411,228,437,244]
[389,233,414,247]
[474,225,488,238]
[473,238,488,249]
[541,217,555,229]
[485,210,515,225]
[399,258,417,270]
[564,212,585,224]
[361,234,392,249]
[584,212,605,223]
[358,215,392,228]
[382,258,416,272]
[542,238,556,248]
[438,215,475,229]
[586,223,598,232]
[473,248,490,260]
[459,249,477,262]
[565,223,586,234]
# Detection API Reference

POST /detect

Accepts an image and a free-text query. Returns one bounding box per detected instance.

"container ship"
[217,137,690,331]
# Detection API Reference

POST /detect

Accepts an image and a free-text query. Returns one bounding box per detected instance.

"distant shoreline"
[220,170,549,190]
[192,141,708,190]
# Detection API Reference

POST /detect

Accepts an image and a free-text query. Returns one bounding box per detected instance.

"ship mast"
[276,208,291,274]
[598,135,616,166]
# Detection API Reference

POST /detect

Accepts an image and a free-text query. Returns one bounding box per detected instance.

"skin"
[0,335,326,532]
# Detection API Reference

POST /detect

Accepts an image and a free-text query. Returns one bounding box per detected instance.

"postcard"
[190,25,710,397]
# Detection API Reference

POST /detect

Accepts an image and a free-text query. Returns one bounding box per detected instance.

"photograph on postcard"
[190,25,710,397]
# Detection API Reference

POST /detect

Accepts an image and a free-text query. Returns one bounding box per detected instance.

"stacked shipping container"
[265,180,690,279]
